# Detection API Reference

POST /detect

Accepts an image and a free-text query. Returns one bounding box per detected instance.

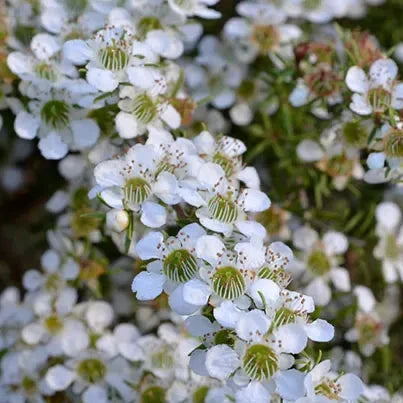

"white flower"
[13,85,100,159]
[168,0,221,19]
[63,26,134,92]
[46,351,134,402]
[291,227,350,306]
[132,223,206,300]
[374,202,403,282]
[93,143,182,228]
[346,58,403,115]
[195,162,270,235]
[294,360,364,402]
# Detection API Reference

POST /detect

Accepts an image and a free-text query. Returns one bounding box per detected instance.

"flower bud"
[106,209,129,232]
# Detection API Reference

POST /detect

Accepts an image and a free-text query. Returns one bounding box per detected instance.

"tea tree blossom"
[346,58,403,117]
[373,201,403,282]
[291,226,351,306]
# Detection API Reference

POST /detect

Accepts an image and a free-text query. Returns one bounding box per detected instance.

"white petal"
[237,167,260,189]
[338,374,364,400]
[369,58,398,88]
[214,301,242,329]
[289,84,309,107]
[330,267,351,292]
[367,152,386,169]
[115,112,139,139]
[71,119,100,149]
[345,66,369,93]
[205,345,240,380]
[154,172,180,205]
[235,242,265,270]
[275,369,305,401]
[305,319,334,342]
[160,104,181,129]
[183,279,211,306]
[45,365,75,391]
[131,271,165,300]
[83,385,108,403]
[235,381,271,402]
[185,315,215,337]
[350,93,372,115]
[293,226,318,251]
[249,279,280,309]
[323,231,348,255]
[375,202,401,229]
[140,201,167,228]
[274,323,307,354]
[146,30,184,59]
[87,68,119,92]
[305,278,331,306]
[14,111,40,140]
[239,189,271,212]
[7,52,33,75]
[63,40,93,65]
[353,286,375,313]
[31,33,60,60]
[136,232,164,260]
[297,140,324,162]
[168,285,200,315]
[86,301,114,332]
[61,321,89,356]
[94,159,126,187]
[196,235,225,266]
[38,134,68,160]
[236,310,271,342]
[235,220,266,239]
[22,323,44,345]
[190,350,209,376]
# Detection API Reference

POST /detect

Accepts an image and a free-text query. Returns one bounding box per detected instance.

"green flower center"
[272,307,297,329]
[137,17,162,38]
[237,79,256,100]
[44,315,64,335]
[307,250,331,276]
[214,329,236,348]
[211,266,246,300]
[257,208,282,235]
[368,87,391,113]
[212,152,234,177]
[163,249,198,283]
[315,381,341,400]
[64,0,88,16]
[258,266,290,286]
[151,349,174,369]
[251,25,280,53]
[35,63,57,82]
[243,344,278,381]
[171,0,197,12]
[132,94,158,124]
[123,177,151,206]
[385,234,401,260]
[208,195,239,223]
[193,386,209,403]
[77,358,107,384]
[98,45,130,71]
[22,376,37,396]
[41,100,70,130]
[384,129,403,158]
[306,68,340,97]
[141,386,166,403]
[342,121,368,147]
[45,273,62,293]
[303,0,321,9]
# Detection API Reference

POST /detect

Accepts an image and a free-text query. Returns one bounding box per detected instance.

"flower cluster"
[2,0,403,401]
